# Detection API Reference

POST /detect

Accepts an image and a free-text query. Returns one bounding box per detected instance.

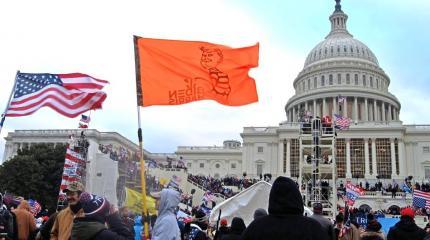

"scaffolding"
[299,118,337,218]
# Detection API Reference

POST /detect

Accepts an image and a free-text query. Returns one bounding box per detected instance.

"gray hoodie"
[151,189,181,240]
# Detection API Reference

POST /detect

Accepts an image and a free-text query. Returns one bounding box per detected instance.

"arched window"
[354,74,359,85]
[362,75,366,86]
[308,79,311,89]
[346,74,350,84]
[370,77,373,87]
[314,77,317,88]
[329,74,333,85]
[337,74,341,84]
[321,76,325,86]
[376,78,379,89]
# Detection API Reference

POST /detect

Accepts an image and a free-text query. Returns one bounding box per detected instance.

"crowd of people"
[3,176,430,239]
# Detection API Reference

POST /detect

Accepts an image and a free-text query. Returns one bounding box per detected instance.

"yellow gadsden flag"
[125,187,157,215]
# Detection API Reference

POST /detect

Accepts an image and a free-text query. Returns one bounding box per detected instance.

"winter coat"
[387,217,428,240]
[12,201,36,240]
[71,212,134,240]
[359,230,384,240]
[310,213,335,240]
[151,189,181,240]
[220,217,245,240]
[213,226,229,240]
[50,206,84,240]
[241,176,328,240]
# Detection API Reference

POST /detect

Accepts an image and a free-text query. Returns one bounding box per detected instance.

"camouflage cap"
[63,181,84,193]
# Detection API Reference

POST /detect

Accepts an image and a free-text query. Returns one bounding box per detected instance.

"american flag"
[334,114,351,130]
[28,199,42,216]
[5,72,108,118]
[60,147,85,190]
[413,190,430,209]
[80,114,91,123]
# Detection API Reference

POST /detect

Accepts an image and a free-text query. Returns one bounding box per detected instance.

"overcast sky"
[1,0,429,158]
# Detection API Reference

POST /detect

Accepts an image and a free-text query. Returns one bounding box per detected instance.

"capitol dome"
[304,36,379,68]
[285,0,401,124]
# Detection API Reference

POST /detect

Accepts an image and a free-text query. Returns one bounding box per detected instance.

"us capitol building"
[2,1,430,210]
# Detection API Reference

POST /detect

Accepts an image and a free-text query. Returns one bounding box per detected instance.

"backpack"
[0,207,14,239]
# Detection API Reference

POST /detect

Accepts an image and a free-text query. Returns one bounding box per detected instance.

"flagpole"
[0,71,20,135]
[134,35,150,239]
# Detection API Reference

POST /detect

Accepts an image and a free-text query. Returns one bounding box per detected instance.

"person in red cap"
[213,218,229,240]
[387,207,428,240]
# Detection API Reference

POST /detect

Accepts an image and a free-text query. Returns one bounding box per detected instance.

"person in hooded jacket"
[387,207,428,240]
[220,217,245,240]
[151,188,181,240]
[241,176,328,240]
[71,192,134,240]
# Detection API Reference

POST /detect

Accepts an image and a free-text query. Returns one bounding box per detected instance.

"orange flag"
[134,36,259,107]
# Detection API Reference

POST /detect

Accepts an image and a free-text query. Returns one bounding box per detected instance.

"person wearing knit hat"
[359,219,384,240]
[71,192,133,240]
[387,207,428,240]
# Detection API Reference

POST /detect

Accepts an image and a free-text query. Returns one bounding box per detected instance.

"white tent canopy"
[209,181,313,226]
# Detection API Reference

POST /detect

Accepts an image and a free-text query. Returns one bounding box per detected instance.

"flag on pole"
[134,36,259,107]
[80,114,91,123]
[334,114,352,130]
[78,122,88,129]
[5,72,108,118]
[345,183,364,206]
[60,147,85,190]
[28,199,42,216]
[413,190,430,209]
[125,187,157,215]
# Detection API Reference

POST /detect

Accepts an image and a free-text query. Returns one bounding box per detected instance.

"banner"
[125,187,157,215]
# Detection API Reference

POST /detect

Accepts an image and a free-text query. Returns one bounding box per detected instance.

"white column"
[332,97,337,116]
[371,138,378,177]
[393,108,396,121]
[343,97,348,118]
[388,105,392,121]
[354,97,358,122]
[365,98,369,121]
[293,106,297,122]
[399,139,406,178]
[323,98,327,116]
[382,102,386,122]
[305,101,308,112]
[286,139,291,177]
[390,139,397,178]
[278,140,284,176]
[373,100,378,121]
[364,139,371,178]
[346,139,352,178]
[313,100,317,117]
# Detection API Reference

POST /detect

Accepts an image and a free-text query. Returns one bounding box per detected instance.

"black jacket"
[214,226,229,240]
[241,176,328,240]
[39,212,58,240]
[221,217,245,240]
[71,212,134,240]
[387,217,428,240]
